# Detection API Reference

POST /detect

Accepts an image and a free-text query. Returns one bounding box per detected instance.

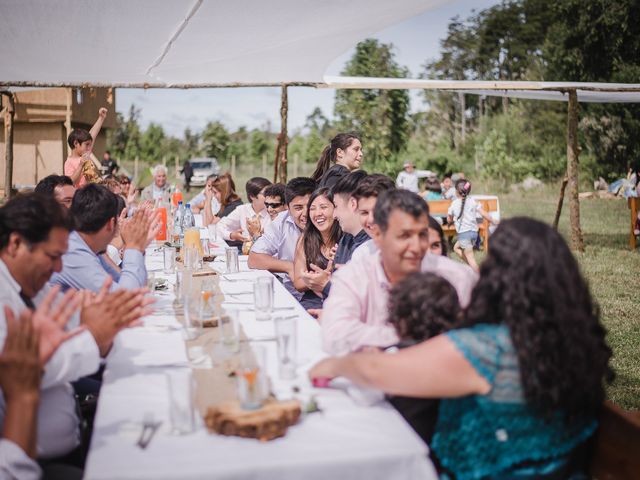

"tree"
[183,128,201,159]
[334,39,411,174]
[201,121,230,161]
[139,123,165,164]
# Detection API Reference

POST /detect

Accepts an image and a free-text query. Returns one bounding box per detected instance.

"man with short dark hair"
[34,174,76,209]
[248,177,316,300]
[50,184,158,292]
[218,177,272,245]
[321,189,477,354]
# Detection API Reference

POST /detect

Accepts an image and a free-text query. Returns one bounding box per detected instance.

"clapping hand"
[120,207,160,252]
[31,286,84,365]
[81,284,154,356]
[246,215,262,239]
[301,259,333,296]
[98,107,108,119]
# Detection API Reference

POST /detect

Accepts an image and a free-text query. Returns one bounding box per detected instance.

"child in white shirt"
[447,180,496,272]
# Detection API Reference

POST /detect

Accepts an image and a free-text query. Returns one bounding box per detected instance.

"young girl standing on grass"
[447,179,496,272]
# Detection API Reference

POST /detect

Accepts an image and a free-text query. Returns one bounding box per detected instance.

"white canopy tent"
[0,0,448,87]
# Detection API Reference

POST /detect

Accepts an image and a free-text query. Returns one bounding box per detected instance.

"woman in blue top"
[310,217,613,479]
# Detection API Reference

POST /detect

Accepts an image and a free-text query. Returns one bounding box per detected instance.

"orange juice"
[155,207,167,241]
[172,191,183,207]
[183,227,203,257]
[242,369,258,386]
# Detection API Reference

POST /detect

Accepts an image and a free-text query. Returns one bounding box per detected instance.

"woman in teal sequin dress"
[310,217,614,479]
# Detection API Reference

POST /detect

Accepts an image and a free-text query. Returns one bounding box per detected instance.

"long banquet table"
[83,241,437,480]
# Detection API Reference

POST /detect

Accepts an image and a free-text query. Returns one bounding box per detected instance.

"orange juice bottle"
[172,189,183,207]
[155,207,167,241]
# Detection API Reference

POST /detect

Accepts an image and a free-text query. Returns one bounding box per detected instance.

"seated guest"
[427,215,447,256]
[141,165,172,203]
[101,175,123,196]
[0,193,149,465]
[190,174,219,214]
[34,174,76,209]
[292,188,342,310]
[311,133,363,189]
[118,175,137,206]
[203,173,243,226]
[218,177,272,248]
[50,184,158,292]
[331,170,370,265]
[441,175,456,200]
[263,183,287,220]
[320,190,476,353]
[386,272,462,445]
[350,174,397,261]
[311,217,613,479]
[248,177,315,300]
[422,178,443,201]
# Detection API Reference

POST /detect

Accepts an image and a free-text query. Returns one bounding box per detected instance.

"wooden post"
[566,89,584,252]
[231,154,236,179]
[553,173,569,230]
[273,84,289,184]
[162,155,167,168]
[293,153,299,177]
[175,156,179,180]
[64,88,73,163]
[262,153,267,177]
[458,91,466,142]
[134,155,139,181]
[1,92,15,199]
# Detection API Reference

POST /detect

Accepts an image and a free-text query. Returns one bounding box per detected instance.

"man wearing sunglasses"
[262,183,287,220]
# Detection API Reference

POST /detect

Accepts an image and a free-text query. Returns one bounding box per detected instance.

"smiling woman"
[293,187,343,310]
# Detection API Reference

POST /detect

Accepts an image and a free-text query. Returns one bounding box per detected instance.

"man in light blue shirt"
[50,184,157,292]
[248,177,315,300]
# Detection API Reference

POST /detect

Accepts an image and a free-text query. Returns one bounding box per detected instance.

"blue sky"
[117,0,499,138]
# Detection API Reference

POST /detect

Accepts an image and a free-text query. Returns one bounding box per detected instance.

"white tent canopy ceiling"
[0,0,449,87]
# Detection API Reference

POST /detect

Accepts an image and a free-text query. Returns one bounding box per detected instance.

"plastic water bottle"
[182,203,195,231]
[173,201,185,243]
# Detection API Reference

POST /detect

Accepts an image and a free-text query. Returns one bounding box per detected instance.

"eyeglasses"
[264,202,283,209]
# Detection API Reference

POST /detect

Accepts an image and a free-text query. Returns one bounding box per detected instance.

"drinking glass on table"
[253,276,273,321]
[182,294,203,340]
[207,224,218,244]
[183,245,199,271]
[219,307,240,353]
[274,316,297,380]
[225,247,239,274]
[237,344,267,410]
[165,369,196,435]
[163,246,176,274]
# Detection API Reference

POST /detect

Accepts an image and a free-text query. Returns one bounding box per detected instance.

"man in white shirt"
[218,177,272,245]
[248,177,316,300]
[395,161,434,193]
[0,193,150,465]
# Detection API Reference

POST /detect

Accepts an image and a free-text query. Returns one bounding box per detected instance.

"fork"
[137,413,162,449]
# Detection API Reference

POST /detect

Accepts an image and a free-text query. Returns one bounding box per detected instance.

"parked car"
[188,157,220,187]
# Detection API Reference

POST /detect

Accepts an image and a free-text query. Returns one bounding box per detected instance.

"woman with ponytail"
[446,179,496,272]
[311,133,363,188]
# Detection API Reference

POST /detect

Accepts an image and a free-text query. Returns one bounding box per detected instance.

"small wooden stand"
[205,399,301,442]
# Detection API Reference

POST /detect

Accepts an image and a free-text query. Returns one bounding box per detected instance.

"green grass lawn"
[474,183,640,409]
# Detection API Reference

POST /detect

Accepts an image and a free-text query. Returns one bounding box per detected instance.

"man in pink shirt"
[64,108,108,188]
[321,189,477,354]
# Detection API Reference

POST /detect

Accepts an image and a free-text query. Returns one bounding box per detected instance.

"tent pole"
[566,89,584,251]
[552,172,569,230]
[1,91,15,199]
[274,84,289,183]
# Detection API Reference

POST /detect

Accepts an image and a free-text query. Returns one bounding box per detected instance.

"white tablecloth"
[84,248,437,480]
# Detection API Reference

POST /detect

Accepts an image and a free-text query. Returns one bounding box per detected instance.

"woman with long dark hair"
[311,133,363,188]
[293,188,342,310]
[310,217,613,479]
